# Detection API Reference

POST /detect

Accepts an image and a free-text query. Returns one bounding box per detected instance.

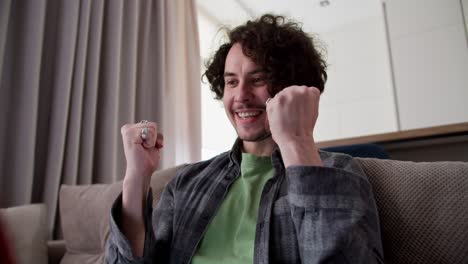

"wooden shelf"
[316,122,468,148]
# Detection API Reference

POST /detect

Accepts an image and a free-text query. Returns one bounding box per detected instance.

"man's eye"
[252,77,265,85]
[225,80,238,87]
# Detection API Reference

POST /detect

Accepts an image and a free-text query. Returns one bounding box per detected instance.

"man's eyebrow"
[223,72,236,78]
[223,69,265,78]
[247,69,265,75]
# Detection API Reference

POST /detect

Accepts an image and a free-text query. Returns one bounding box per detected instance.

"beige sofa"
[3,158,468,263]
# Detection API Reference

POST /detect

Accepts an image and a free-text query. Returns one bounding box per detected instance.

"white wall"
[315,12,398,141]
[385,0,468,129]
[198,14,237,159]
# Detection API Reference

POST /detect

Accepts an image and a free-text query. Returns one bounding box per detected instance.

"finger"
[133,121,159,147]
[264,97,274,136]
[265,94,277,114]
[140,127,157,149]
[308,87,320,109]
[121,124,152,146]
[134,121,158,130]
[143,122,159,148]
[309,86,321,95]
[265,94,276,109]
[155,133,164,149]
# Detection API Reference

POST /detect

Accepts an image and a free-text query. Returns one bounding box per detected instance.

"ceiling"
[196,0,383,34]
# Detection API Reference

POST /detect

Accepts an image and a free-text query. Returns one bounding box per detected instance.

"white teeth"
[237,111,260,118]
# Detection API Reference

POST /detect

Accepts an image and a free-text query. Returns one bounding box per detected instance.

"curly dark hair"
[203,14,327,100]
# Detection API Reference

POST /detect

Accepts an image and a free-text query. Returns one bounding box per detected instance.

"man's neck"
[241,137,276,157]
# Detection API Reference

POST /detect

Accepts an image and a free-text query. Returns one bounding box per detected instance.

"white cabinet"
[315,5,398,141]
[385,0,468,130]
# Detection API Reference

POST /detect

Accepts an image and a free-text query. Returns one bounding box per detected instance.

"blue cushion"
[322,143,389,159]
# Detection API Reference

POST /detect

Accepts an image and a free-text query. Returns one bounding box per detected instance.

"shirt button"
[224,170,237,180]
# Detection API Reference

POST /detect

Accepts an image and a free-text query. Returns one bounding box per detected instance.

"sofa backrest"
[356,158,468,264]
[59,159,468,264]
[59,164,184,264]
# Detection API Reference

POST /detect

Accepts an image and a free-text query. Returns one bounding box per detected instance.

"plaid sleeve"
[286,154,384,263]
[105,190,157,264]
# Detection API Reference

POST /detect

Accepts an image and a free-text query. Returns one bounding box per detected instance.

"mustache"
[232,103,266,111]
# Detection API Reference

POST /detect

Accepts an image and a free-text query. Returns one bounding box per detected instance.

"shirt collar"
[228,138,285,174]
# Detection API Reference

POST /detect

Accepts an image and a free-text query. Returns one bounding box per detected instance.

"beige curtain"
[0,0,201,237]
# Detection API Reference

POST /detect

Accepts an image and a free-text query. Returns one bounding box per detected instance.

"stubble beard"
[238,129,272,142]
[232,103,271,142]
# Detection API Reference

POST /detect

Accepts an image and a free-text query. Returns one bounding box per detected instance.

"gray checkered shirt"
[105,140,384,263]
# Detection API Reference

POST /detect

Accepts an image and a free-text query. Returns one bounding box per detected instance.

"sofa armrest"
[47,240,65,264]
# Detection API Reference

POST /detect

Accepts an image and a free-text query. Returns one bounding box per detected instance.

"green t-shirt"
[191,153,274,264]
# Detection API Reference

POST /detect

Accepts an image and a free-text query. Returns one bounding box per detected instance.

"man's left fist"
[265,85,320,147]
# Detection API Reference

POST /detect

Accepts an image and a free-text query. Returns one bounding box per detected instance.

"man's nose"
[235,82,253,102]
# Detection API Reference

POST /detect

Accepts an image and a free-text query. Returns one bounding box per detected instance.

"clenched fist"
[266,86,322,167]
[121,121,164,184]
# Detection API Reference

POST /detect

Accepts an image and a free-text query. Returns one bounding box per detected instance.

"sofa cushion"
[59,165,182,264]
[356,158,468,264]
[0,204,48,264]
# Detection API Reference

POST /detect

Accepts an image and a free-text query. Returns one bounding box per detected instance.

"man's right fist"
[121,121,164,181]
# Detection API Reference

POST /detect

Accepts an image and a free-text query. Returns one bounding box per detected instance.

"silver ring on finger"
[141,127,148,141]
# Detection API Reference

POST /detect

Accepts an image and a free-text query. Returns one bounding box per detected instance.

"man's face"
[223,43,272,142]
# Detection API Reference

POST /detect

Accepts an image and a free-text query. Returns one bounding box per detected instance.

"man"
[106,14,384,263]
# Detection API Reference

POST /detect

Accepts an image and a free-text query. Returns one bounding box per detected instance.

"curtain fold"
[0,0,201,238]
[161,0,201,168]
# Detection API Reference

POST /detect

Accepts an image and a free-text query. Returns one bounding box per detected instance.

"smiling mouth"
[236,110,262,119]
